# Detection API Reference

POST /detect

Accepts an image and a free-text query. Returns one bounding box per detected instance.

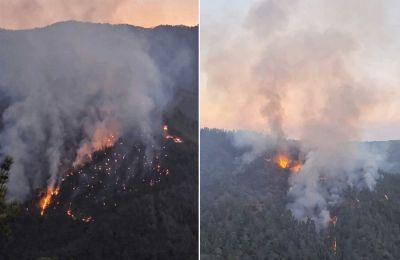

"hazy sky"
[201,0,400,141]
[0,0,198,30]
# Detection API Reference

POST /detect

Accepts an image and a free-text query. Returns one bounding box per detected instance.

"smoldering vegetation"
[0,22,198,259]
[0,21,197,202]
[202,0,399,229]
[201,128,400,259]
[2,128,198,259]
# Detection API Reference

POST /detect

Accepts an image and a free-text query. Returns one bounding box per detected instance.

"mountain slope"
[0,22,198,259]
[201,128,400,259]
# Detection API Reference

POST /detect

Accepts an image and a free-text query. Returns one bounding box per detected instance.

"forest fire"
[274,153,303,173]
[38,124,179,218]
[36,122,182,219]
[67,207,93,223]
[39,187,60,216]
[73,125,121,167]
[275,154,290,169]
[289,162,302,173]
[92,131,119,150]
[166,135,183,143]
[67,207,76,220]
[163,125,183,143]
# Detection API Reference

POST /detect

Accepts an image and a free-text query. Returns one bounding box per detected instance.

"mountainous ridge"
[201,128,400,259]
[0,21,198,259]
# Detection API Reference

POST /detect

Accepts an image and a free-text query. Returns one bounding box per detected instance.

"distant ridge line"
[0,20,198,32]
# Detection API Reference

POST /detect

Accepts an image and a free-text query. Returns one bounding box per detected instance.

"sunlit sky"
[201,0,400,141]
[0,0,198,30]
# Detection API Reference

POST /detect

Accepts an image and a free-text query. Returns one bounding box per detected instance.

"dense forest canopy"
[0,22,198,259]
[201,128,400,259]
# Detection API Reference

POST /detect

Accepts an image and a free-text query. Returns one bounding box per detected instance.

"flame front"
[163,125,183,144]
[73,127,120,167]
[275,154,290,169]
[39,187,60,216]
[274,153,303,173]
[290,162,302,173]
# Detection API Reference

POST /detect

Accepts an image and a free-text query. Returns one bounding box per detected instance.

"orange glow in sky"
[200,0,400,141]
[0,0,198,30]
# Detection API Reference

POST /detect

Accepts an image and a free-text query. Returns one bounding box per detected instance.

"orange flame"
[91,130,119,151]
[275,154,290,169]
[290,162,302,173]
[39,187,60,216]
[73,126,120,167]
[163,125,183,144]
[274,153,303,173]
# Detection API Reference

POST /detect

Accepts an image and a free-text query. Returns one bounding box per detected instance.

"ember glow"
[36,121,184,220]
[290,162,302,174]
[163,125,183,144]
[67,206,93,223]
[274,153,303,173]
[275,154,290,169]
[39,187,60,216]
[38,124,180,217]
[73,125,121,167]
[67,207,76,220]
[82,216,93,223]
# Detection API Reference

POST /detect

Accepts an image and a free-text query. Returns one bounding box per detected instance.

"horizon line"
[0,19,199,32]
[200,127,400,143]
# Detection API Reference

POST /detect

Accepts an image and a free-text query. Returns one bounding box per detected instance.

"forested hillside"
[0,22,198,259]
[201,128,400,259]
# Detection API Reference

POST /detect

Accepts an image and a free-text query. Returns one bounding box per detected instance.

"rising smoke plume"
[0,22,194,201]
[202,0,398,229]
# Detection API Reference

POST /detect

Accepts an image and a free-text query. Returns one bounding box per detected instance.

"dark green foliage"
[201,129,400,259]
[0,119,198,259]
[0,157,19,236]
[0,22,198,259]
[333,175,400,259]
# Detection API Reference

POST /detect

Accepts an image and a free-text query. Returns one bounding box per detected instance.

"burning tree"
[0,157,19,236]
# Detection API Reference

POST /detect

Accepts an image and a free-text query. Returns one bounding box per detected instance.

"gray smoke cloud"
[0,22,192,201]
[203,0,397,230]
[231,130,273,168]
[287,84,386,230]
[247,0,390,230]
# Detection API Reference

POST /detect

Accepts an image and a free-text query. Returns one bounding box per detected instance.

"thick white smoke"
[0,22,192,201]
[203,0,397,230]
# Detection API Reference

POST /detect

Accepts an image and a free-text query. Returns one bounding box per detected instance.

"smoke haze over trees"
[201,0,400,229]
[0,21,197,202]
[201,129,400,259]
[0,22,198,259]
